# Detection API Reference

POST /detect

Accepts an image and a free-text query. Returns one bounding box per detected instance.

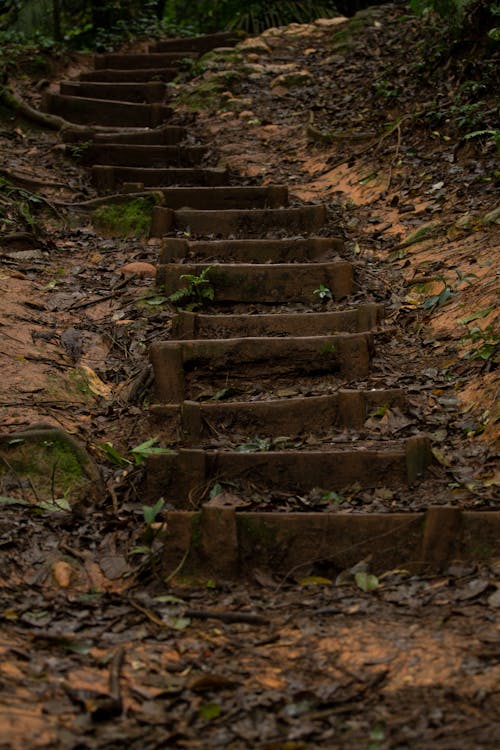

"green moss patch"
[92,196,155,238]
[0,426,102,507]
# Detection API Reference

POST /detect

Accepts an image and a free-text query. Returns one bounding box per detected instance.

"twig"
[184,610,270,626]
[128,597,166,627]
[108,647,125,702]
[164,545,190,584]
[386,122,402,192]
[0,455,29,503]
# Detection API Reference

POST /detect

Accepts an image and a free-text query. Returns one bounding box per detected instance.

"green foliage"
[164,0,339,34]
[410,0,500,39]
[460,323,499,363]
[0,177,43,234]
[92,197,154,238]
[464,128,500,155]
[168,267,215,310]
[313,284,333,301]
[1,1,165,50]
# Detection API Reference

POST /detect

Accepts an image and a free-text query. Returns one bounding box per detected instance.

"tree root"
[0,85,83,132]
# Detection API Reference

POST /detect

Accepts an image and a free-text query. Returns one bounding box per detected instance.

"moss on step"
[92,196,156,238]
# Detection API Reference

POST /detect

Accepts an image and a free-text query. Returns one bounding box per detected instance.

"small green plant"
[67,140,92,161]
[130,498,165,560]
[236,437,271,453]
[97,437,172,467]
[422,269,477,312]
[460,323,499,363]
[314,284,333,302]
[168,267,215,310]
[463,129,500,155]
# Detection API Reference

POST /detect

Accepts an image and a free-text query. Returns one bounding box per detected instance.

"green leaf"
[37,497,71,512]
[154,595,185,604]
[199,702,221,720]
[355,572,379,592]
[131,437,173,464]
[0,495,29,506]
[458,306,494,325]
[97,441,131,467]
[168,616,191,631]
[130,545,153,555]
[143,498,165,525]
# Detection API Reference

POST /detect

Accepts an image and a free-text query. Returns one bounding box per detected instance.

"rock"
[315,17,348,28]
[0,425,103,507]
[271,70,313,89]
[52,560,74,588]
[482,206,500,225]
[238,38,271,54]
[121,261,156,277]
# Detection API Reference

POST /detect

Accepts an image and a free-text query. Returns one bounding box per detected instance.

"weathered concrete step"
[60,80,167,103]
[154,186,289,211]
[145,436,431,507]
[161,237,343,264]
[92,166,229,191]
[62,125,186,146]
[158,262,354,304]
[150,334,373,403]
[151,204,327,238]
[172,304,383,339]
[79,68,178,83]
[80,144,207,167]
[42,93,171,127]
[94,52,190,69]
[151,388,406,442]
[159,508,500,578]
[151,31,243,54]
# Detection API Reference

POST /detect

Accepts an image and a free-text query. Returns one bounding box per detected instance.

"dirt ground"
[0,4,499,748]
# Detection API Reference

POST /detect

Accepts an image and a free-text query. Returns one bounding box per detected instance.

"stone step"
[151,388,407,443]
[159,507,498,578]
[171,304,383,339]
[79,144,207,167]
[151,204,327,238]
[60,80,167,103]
[157,261,354,304]
[150,334,373,403]
[62,125,187,146]
[79,68,178,82]
[151,31,243,54]
[154,186,289,211]
[160,237,343,263]
[145,436,431,507]
[92,166,229,191]
[42,93,171,127]
[94,52,190,69]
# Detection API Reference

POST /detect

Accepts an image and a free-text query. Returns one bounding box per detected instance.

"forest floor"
[0,4,499,748]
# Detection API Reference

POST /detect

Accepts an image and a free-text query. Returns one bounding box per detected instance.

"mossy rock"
[178,71,243,111]
[0,425,103,507]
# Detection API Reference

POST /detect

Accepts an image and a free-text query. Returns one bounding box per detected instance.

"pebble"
[121,262,156,277]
